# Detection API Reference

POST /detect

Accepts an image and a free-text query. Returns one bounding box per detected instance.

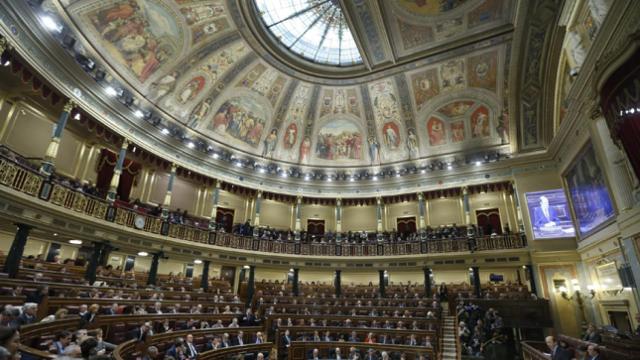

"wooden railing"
[521,341,550,360]
[288,341,435,360]
[0,156,528,257]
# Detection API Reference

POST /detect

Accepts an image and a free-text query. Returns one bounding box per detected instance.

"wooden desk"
[288,341,434,360]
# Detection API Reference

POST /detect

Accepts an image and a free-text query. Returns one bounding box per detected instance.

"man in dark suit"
[242,308,256,326]
[365,348,378,360]
[185,334,198,359]
[348,330,359,342]
[14,303,38,327]
[128,323,151,342]
[233,330,245,346]
[582,324,602,344]
[545,336,573,360]
[221,333,231,348]
[586,344,601,360]
[282,329,292,348]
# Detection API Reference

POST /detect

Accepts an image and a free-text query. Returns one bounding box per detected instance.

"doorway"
[608,311,632,333]
[215,207,235,232]
[396,216,417,234]
[476,208,502,235]
[307,219,325,235]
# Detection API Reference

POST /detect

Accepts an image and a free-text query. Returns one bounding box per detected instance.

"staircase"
[441,304,458,360]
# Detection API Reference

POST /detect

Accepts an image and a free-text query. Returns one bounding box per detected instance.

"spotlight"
[475,161,481,166]
[194,259,203,264]
[137,251,149,257]
[372,176,378,181]
[304,175,310,181]
[75,54,95,71]
[73,113,81,121]
[105,86,118,97]
[161,128,170,135]
[259,167,266,173]
[281,172,288,178]
[447,164,453,170]
[326,177,332,182]
[40,15,63,33]
[349,177,354,182]
[68,239,83,245]
[235,161,242,168]
[134,110,144,118]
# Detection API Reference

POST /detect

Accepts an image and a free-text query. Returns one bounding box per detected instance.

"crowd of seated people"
[307,347,430,360]
[457,301,507,358]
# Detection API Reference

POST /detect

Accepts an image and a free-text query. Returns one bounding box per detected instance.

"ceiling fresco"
[50,0,517,169]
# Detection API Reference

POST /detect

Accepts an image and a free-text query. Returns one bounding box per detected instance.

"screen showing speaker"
[525,189,576,239]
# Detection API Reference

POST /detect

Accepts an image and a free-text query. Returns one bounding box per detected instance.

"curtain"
[307,219,325,235]
[215,207,235,232]
[95,149,141,202]
[396,216,417,234]
[475,208,502,235]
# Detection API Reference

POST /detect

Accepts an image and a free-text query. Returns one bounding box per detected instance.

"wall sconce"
[559,286,571,300]
[586,285,597,298]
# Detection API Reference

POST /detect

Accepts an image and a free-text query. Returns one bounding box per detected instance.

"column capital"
[417,192,424,200]
[296,195,303,204]
[256,190,263,198]
[336,198,342,206]
[120,138,130,150]
[169,163,178,173]
[63,99,77,113]
[462,186,468,195]
[214,179,222,188]
[376,196,382,204]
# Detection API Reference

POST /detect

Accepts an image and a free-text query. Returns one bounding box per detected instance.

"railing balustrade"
[0,156,528,257]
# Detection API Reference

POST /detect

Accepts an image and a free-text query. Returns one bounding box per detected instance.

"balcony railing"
[0,156,528,256]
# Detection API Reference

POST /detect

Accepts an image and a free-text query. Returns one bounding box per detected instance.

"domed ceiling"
[51,0,515,167]
[0,0,562,195]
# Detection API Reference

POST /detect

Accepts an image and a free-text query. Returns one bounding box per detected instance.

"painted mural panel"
[467,50,498,91]
[470,105,490,138]
[314,120,363,161]
[427,117,447,146]
[395,0,471,16]
[84,0,183,83]
[319,88,360,118]
[369,80,407,160]
[441,59,466,92]
[410,68,440,112]
[564,142,616,239]
[210,97,269,148]
[280,83,312,162]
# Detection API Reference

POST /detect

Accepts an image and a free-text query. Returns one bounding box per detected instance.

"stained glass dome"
[255,0,363,66]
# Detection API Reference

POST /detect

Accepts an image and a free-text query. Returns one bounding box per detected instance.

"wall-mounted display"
[525,189,575,239]
[564,142,616,238]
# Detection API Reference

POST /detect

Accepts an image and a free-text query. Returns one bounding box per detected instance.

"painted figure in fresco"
[212,100,266,147]
[471,108,490,138]
[428,118,446,146]
[181,4,225,25]
[188,98,213,128]
[284,123,298,149]
[406,129,419,159]
[90,1,176,83]
[299,136,312,163]
[150,71,178,100]
[315,131,362,161]
[496,109,509,145]
[451,122,465,143]
[178,76,206,104]
[440,60,465,91]
[382,123,400,149]
[262,129,277,158]
[374,92,398,121]
[368,137,381,165]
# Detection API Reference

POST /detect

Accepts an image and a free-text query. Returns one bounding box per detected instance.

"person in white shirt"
[228,318,239,328]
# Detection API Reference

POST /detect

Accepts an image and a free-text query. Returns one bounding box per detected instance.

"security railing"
[0,156,528,257]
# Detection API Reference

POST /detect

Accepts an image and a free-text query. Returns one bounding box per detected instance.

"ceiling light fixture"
[194,259,203,264]
[41,15,63,33]
[372,176,378,181]
[475,161,481,166]
[134,110,144,118]
[186,141,195,149]
[73,113,81,121]
[213,153,220,159]
[104,86,118,97]
[68,239,83,245]
[137,251,149,257]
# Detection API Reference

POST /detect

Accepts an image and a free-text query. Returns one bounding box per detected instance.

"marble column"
[417,192,427,231]
[526,264,538,296]
[201,260,210,291]
[462,187,471,225]
[376,197,383,241]
[85,242,106,284]
[294,196,302,241]
[424,267,433,298]
[379,270,386,297]
[471,267,481,298]
[106,139,129,202]
[335,270,342,298]
[512,181,525,232]
[253,191,263,228]
[40,100,75,176]
[208,180,222,230]
[292,268,299,296]
[245,265,255,308]
[3,223,33,278]
[161,164,178,219]
[335,198,342,240]
[147,252,162,286]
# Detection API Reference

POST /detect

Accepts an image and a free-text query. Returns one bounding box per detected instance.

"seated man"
[142,346,159,360]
